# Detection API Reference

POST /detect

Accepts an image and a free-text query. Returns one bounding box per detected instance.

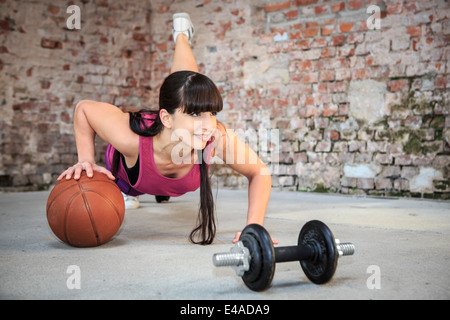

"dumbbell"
[213,220,355,291]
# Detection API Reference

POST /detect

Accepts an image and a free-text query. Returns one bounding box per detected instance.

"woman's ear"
[159,109,172,129]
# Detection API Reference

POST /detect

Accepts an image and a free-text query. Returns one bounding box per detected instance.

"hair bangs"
[180,73,223,115]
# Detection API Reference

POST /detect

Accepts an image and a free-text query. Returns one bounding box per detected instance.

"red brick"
[317,83,327,93]
[305,21,318,28]
[304,26,319,38]
[321,25,334,36]
[265,1,290,12]
[305,96,314,106]
[48,5,60,14]
[328,81,346,93]
[314,4,329,15]
[281,41,296,52]
[330,57,349,69]
[297,39,311,49]
[319,70,335,82]
[335,68,351,80]
[332,2,346,13]
[313,59,325,71]
[338,45,354,57]
[356,19,369,32]
[292,22,303,30]
[347,33,363,44]
[404,2,418,13]
[407,26,422,37]
[339,104,349,115]
[0,19,10,31]
[267,44,281,54]
[311,37,327,47]
[339,22,354,33]
[387,79,409,92]
[353,68,368,80]
[306,105,321,117]
[156,42,167,52]
[285,10,298,20]
[259,34,274,44]
[387,3,403,15]
[436,76,448,89]
[41,39,61,49]
[40,80,51,89]
[331,35,346,46]
[132,33,146,41]
[298,61,313,71]
[303,72,319,83]
[293,0,318,6]
[271,27,287,38]
[348,0,363,10]
[323,104,338,117]
[330,130,340,140]
[289,30,303,40]
[321,46,335,58]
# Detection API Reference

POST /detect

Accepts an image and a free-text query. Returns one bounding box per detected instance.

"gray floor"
[1,188,449,300]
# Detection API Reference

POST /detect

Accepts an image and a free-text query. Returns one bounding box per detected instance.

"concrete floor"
[1,188,449,300]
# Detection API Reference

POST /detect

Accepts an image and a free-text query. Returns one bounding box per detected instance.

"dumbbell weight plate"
[299,220,338,284]
[239,224,275,292]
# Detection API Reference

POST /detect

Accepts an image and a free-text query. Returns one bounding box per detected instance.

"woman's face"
[171,108,218,151]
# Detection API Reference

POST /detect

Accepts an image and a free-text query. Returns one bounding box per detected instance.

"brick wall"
[0,0,152,190]
[1,0,449,199]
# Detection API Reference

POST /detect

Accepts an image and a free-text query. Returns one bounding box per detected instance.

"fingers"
[104,170,116,180]
[232,232,241,244]
[84,163,94,178]
[232,231,278,245]
[57,166,76,181]
[93,164,115,180]
[73,164,85,180]
[58,162,115,182]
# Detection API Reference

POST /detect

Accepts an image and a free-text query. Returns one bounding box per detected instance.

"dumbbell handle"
[276,241,355,263]
[275,245,315,263]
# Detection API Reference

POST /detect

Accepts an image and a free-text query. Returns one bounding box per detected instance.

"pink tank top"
[105,114,212,197]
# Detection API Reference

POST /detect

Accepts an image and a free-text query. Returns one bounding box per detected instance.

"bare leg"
[171,34,199,74]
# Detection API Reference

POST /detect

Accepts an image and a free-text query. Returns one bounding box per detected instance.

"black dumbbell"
[212,220,355,291]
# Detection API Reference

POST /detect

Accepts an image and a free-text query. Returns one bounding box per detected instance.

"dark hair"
[112,71,223,245]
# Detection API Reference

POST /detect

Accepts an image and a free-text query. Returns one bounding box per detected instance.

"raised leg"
[171,33,199,73]
[170,13,198,73]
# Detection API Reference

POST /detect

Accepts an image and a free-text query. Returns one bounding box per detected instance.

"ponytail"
[189,149,216,245]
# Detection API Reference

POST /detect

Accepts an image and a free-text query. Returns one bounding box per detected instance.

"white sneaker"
[122,192,140,209]
[173,13,195,44]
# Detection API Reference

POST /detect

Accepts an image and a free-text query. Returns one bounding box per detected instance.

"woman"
[58,13,273,245]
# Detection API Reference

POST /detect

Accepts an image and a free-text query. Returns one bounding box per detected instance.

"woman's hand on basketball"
[232,232,278,245]
[57,161,115,181]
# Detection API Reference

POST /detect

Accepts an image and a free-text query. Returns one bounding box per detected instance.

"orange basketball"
[46,171,125,247]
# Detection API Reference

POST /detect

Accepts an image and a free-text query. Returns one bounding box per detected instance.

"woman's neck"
[153,128,195,164]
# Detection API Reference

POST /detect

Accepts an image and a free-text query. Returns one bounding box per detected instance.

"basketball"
[46,171,125,247]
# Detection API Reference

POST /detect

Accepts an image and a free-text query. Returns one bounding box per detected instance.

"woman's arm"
[58,100,139,180]
[213,122,276,243]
